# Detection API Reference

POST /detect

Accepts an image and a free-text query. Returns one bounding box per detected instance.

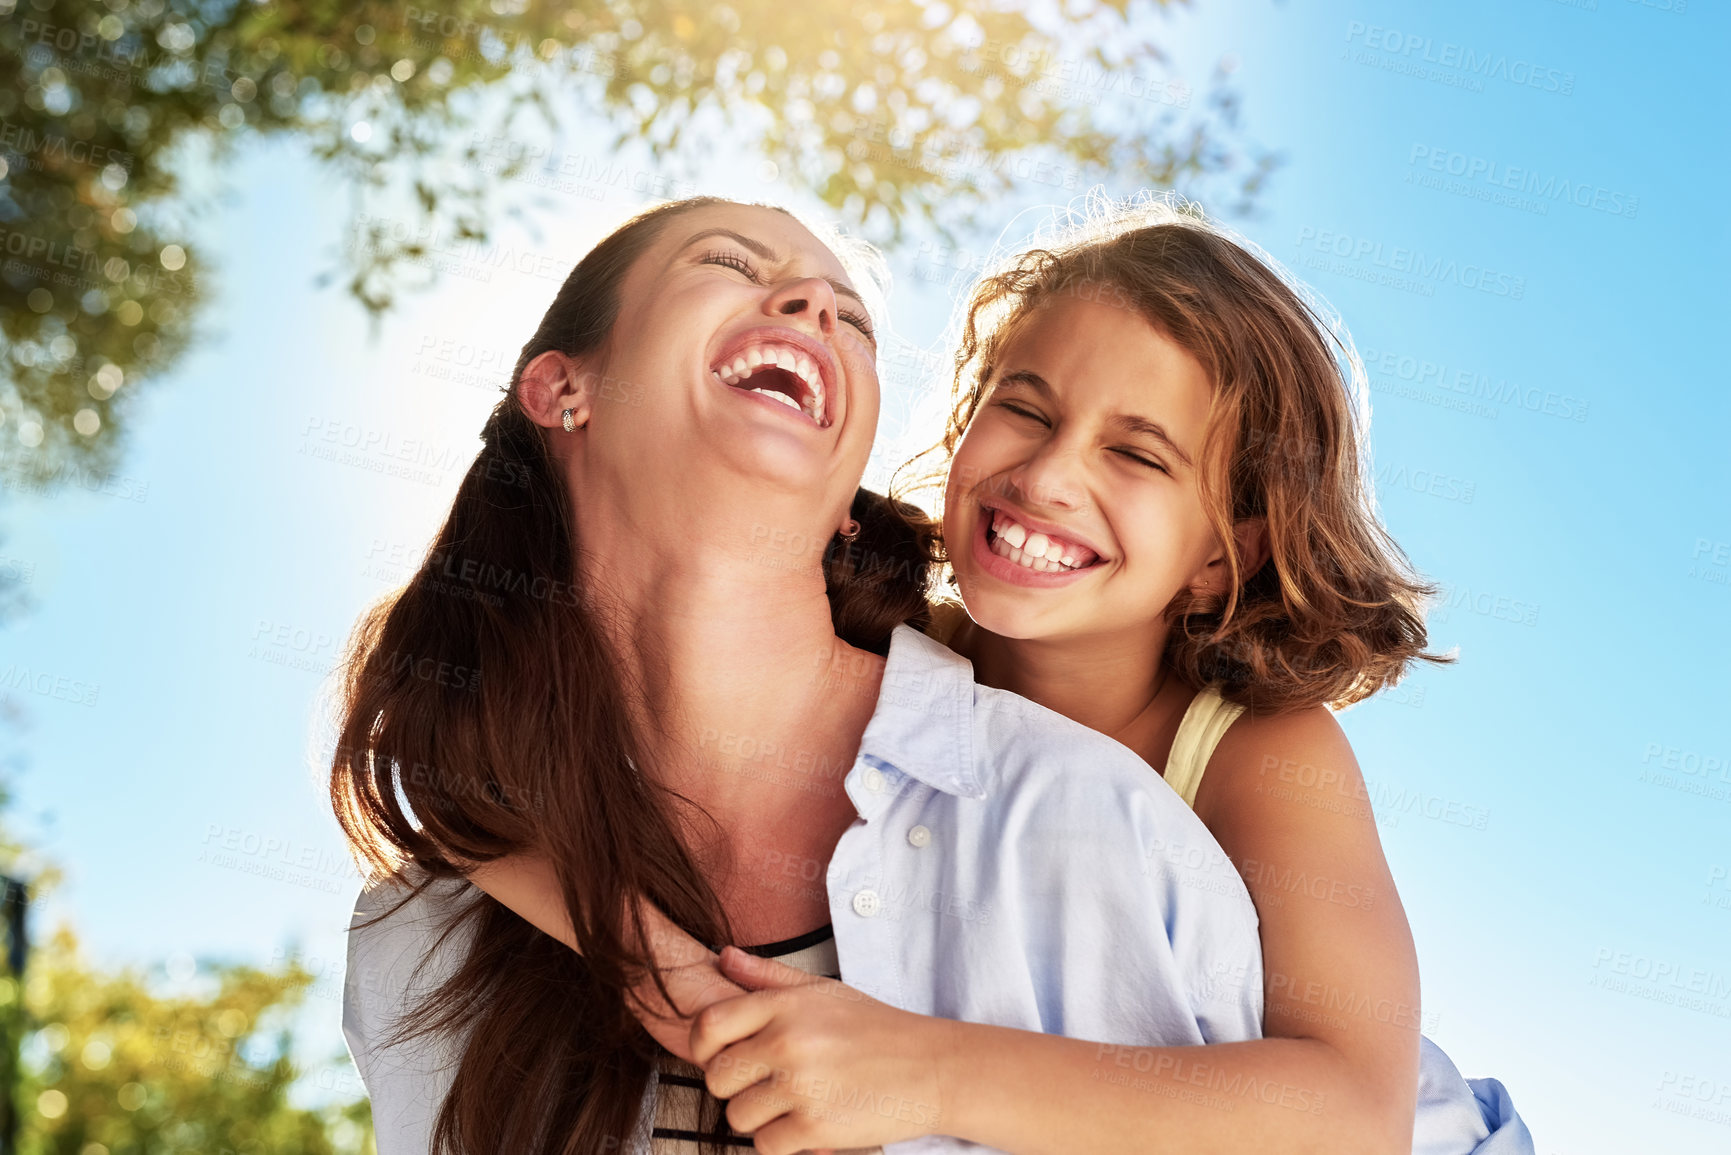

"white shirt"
[344,623,1265,1153]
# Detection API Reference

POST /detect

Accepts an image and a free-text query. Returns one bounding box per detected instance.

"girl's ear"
[1232,517,1272,583]
[516,351,594,430]
[1189,517,1271,595]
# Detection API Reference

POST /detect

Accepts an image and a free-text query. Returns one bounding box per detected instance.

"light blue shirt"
[346,623,1264,1152]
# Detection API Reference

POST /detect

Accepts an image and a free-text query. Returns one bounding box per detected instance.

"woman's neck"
[956,619,1184,770]
[579,502,885,912]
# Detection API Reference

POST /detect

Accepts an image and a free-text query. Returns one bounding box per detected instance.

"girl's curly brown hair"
[893,198,1449,712]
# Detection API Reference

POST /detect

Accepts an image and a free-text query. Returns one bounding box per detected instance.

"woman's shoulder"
[344,870,479,1046]
[968,676,1264,958]
[974,677,1205,816]
[342,870,482,1150]
[351,867,477,933]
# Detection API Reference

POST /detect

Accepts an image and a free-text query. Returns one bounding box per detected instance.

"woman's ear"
[516,351,593,431]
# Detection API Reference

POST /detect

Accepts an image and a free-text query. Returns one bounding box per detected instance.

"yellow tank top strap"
[1163,685,1248,809]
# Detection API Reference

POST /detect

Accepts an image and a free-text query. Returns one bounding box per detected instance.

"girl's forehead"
[991,296,1213,420]
[1000,295,1165,370]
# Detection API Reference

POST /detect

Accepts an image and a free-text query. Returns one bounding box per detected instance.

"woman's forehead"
[657,203,853,283]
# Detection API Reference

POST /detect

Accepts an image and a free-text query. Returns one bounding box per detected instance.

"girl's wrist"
[927,1014,981,1141]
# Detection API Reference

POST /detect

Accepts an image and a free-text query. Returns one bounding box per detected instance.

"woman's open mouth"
[709,335,830,427]
[980,506,1103,577]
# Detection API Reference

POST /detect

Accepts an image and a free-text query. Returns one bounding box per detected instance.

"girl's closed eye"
[996,400,1049,425]
[1114,449,1171,475]
[994,398,1167,473]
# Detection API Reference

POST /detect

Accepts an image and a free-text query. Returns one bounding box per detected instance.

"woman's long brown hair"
[329,197,934,1154]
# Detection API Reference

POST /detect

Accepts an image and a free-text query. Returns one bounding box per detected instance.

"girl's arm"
[1194,706,1422,1142]
[694,706,1420,1155]
[464,856,744,1062]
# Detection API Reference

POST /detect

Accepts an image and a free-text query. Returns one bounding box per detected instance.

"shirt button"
[907,825,931,848]
[862,767,886,793]
[851,889,881,918]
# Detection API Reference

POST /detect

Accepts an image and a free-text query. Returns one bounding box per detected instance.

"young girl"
[465,200,1531,1154]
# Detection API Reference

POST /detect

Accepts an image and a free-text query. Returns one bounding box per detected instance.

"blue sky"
[1,0,1726,1147]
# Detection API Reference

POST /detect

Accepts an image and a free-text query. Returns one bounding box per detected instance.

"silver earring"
[561,408,577,433]
[839,517,861,541]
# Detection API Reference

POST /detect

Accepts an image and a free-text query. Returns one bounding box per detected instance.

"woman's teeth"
[987,509,1097,573]
[742,386,803,413]
[711,344,827,424]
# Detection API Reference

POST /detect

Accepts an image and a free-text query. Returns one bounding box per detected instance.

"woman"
[335,196,1264,1155]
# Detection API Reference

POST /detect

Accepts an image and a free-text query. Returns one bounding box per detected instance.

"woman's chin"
[688,442,864,527]
[715,428,848,479]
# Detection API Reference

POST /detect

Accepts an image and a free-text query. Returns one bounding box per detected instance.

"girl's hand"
[690,946,952,1155]
[625,946,748,1065]
[462,855,745,1064]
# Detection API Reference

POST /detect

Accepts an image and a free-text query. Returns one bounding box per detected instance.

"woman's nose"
[764,277,838,338]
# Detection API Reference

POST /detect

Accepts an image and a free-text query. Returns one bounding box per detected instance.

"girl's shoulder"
[1193,700,1365,831]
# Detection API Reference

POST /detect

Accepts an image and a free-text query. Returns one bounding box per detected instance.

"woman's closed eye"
[701,249,759,279]
[838,308,875,342]
[700,250,875,341]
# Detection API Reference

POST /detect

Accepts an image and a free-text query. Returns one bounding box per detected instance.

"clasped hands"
[630,923,952,1155]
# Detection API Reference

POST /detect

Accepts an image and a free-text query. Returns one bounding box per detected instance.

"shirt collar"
[856,624,984,800]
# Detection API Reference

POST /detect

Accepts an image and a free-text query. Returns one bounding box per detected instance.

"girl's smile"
[970,497,1109,587]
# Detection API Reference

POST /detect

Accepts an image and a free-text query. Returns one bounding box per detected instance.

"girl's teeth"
[745,349,765,368]
[775,350,797,372]
[988,512,1092,573]
[731,357,750,376]
[993,532,1060,572]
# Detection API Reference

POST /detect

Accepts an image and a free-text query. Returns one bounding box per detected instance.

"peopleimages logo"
[1293,228,1526,299]
[1359,346,1590,423]
[1408,145,1639,219]
[1343,22,1576,95]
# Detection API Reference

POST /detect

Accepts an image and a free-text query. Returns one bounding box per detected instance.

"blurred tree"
[0,776,371,1151]
[0,0,1275,489]
[15,923,373,1154]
